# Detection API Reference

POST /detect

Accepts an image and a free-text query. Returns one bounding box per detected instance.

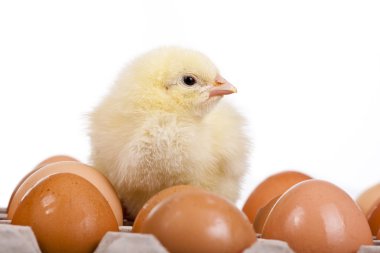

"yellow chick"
[89,47,250,218]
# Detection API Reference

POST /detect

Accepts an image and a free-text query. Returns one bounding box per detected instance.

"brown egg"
[12,173,119,253]
[7,155,78,210]
[262,180,373,253]
[8,161,123,225]
[254,195,281,234]
[242,171,312,223]
[133,185,203,233]
[368,201,380,235]
[140,191,256,253]
[357,183,380,216]
[377,227,380,239]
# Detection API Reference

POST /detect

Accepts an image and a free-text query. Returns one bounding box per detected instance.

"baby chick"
[89,47,250,218]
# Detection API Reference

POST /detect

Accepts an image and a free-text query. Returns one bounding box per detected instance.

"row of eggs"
[5,155,380,253]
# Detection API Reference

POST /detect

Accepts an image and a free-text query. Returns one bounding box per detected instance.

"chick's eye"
[182,75,197,86]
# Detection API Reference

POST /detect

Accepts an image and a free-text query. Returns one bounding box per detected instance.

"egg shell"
[242,171,312,223]
[34,155,78,169]
[368,201,380,235]
[262,179,373,253]
[140,190,256,253]
[132,184,203,233]
[8,161,123,225]
[357,183,380,217]
[254,195,281,234]
[7,155,77,210]
[377,227,380,239]
[11,173,119,253]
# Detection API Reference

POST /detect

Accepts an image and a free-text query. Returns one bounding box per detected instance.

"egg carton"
[0,208,7,220]
[0,208,379,253]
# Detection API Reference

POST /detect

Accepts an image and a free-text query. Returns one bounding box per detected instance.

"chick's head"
[119,47,236,118]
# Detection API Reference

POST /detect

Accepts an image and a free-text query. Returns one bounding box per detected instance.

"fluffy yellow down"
[89,47,250,218]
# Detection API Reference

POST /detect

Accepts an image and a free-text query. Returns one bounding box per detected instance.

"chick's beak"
[209,74,237,98]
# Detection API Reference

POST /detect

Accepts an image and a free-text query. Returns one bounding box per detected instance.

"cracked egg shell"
[357,183,380,217]
[140,190,256,253]
[254,195,281,234]
[262,179,373,253]
[12,173,119,253]
[368,201,380,235]
[7,161,123,225]
[243,170,312,223]
[34,155,79,169]
[7,155,78,211]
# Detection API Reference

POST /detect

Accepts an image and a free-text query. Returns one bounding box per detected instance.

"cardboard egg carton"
[0,208,379,253]
[0,208,7,220]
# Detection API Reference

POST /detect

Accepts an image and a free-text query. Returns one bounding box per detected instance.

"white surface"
[94,232,169,253]
[0,1,379,208]
[0,225,41,253]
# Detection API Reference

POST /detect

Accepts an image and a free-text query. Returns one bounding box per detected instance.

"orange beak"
[209,74,237,98]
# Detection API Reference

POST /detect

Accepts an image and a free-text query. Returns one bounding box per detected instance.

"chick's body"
[89,47,249,218]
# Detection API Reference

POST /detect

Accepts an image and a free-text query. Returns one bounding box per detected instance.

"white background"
[0,0,379,208]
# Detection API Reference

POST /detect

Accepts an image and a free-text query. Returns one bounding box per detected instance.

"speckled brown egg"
[242,171,312,223]
[8,161,123,225]
[262,179,373,253]
[7,155,78,211]
[11,173,119,253]
[132,185,203,233]
[140,191,256,253]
